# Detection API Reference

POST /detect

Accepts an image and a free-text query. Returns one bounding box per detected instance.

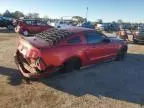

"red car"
[15,19,53,36]
[14,27,128,79]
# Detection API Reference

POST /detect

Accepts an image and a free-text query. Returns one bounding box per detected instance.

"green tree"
[92,21,98,26]
[43,15,50,21]
[3,10,12,17]
[27,13,39,19]
[97,19,103,24]
[11,11,24,19]
[72,16,86,24]
[112,21,116,24]
[117,19,123,24]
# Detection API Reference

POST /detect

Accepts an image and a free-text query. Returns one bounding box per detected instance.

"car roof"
[62,27,94,33]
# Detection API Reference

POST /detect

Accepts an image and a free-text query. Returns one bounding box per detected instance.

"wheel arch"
[62,55,82,67]
[22,29,29,33]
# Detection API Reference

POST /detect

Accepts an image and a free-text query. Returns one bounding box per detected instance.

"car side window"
[37,21,46,26]
[85,32,104,44]
[25,21,32,25]
[31,21,37,25]
[25,20,37,25]
[67,36,81,44]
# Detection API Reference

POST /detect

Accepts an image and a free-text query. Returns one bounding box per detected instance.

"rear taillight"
[26,50,38,59]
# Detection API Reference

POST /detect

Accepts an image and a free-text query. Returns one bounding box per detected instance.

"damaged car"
[14,27,128,79]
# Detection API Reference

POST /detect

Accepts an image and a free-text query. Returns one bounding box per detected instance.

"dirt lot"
[0,31,144,108]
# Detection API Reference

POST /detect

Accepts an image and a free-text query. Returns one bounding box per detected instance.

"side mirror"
[103,38,110,43]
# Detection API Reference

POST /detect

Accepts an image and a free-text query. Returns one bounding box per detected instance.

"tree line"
[1,10,141,26]
[0,10,40,19]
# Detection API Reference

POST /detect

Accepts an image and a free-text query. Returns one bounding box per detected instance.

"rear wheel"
[23,30,29,36]
[116,46,127,61]
[59,58,81,73]
[7,25,14,30]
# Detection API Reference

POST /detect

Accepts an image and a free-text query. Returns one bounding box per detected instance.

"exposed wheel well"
[64,56,82,69]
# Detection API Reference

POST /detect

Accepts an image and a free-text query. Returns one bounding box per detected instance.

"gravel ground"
[0,31,144,108]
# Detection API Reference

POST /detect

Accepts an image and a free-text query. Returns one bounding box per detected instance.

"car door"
[41,24,52,31]
[37,21,50,32]
[31,20,40,33]
[25,20,38,34]
[84,31,116,63]
[36,21,44,33]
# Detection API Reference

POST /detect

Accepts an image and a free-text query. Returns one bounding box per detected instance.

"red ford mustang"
[14,27,128,79]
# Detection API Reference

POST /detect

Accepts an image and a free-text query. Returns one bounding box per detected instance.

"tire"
[133,39,138,44]
[23,30,29,36]
[116,46,127,61]
[59,58,81,73]
[7,25,14,30]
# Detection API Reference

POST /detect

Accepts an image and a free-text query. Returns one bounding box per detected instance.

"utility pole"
[86,7,88,22]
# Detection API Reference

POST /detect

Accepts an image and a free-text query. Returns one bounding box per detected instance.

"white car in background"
[95,24,104,31]
[54,20,73,28]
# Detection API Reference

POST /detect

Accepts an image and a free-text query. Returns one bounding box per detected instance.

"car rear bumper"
[14,50,58,78]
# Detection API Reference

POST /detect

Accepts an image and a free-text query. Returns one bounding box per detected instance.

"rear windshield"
[35,28,73,46]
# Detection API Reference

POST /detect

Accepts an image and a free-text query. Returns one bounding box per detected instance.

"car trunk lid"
[21,36,52,49]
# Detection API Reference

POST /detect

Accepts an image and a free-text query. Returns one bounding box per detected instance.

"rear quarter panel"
[40,44,90,67]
